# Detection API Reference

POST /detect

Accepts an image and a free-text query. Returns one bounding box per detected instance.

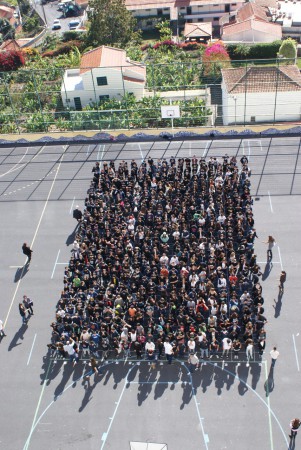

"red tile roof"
[184,22,212,38]
[236,2,268,22]
[222,65,301,94]
[80,46,146,80]
[222,18,282,37]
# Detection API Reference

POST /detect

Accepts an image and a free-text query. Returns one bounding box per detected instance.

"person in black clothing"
[22,243,33,262]
[73,206,83,223]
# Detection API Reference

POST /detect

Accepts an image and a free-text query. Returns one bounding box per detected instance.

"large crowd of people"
[48,153,267,366]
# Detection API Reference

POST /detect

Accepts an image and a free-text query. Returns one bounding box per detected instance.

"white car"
[52,19,61,30]
[68,19,80,30]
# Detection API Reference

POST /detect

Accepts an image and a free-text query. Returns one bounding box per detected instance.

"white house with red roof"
[222,65,301,125]
[221,2,282,42]
[61,46,146,110]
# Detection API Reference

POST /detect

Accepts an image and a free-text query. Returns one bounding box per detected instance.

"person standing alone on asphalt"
[270,346,279,367]
[279,270,286,292]
[19,303,28,324]
[289,418,301,440]
[22,242,33,263]
[0,318,6,340]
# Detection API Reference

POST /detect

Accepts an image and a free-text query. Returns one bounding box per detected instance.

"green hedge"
[226,41,282,60]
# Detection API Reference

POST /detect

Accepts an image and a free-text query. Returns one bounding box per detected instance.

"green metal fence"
[0,58,300,134]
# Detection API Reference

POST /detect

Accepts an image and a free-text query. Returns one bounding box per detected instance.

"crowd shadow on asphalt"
[273,290,284,318]
[8,323,30,351]
[14,261,30,283]
[38,355,266,409]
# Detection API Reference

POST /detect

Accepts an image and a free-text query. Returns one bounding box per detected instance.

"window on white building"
[97,77,108,86]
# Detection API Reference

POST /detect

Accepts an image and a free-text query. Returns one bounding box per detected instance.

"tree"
[156,19,172,41]
[0,50,25,71]
[0,18,15,40]
[278,38,297,63]
[86,0,139,48]
[202,41,231,77]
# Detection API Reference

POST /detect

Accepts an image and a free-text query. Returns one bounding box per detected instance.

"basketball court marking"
[21,360,289,450]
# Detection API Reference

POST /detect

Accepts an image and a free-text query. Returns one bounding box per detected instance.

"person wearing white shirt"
[63,337,78,366]
[222,337,232,358]
[160,253,169,266]
[170,255,179,266]
[270,346,279,367]
[164,338,173,364]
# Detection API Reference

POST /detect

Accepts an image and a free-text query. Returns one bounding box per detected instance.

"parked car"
[52,19,62,30]
[68,19,80,30]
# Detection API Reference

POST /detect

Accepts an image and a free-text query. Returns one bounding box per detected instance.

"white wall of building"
[61,67,145,109]
[222,28,280,43]
[223,86,301,124]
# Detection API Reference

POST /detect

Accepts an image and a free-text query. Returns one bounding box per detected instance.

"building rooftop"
[183,22,212,38]
[222,65,301,94]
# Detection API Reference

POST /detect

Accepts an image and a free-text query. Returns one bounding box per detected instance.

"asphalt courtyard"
[0,136,300,450]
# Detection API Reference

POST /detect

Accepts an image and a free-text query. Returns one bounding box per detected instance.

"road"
[33,0,83,33]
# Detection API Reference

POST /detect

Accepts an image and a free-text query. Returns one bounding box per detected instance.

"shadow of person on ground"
[273,291,283,318]
[264,365,274,397]
[262,260,273,281]
[53,362,74,400]
[14,261,30,283]
[8,323,29,351]
[66,225,79,246]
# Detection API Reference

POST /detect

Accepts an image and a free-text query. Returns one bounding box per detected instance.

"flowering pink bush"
[202,41,230,75]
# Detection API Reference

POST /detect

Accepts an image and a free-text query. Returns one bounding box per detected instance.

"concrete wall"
[222,28,280,43]
[223,87,301,124]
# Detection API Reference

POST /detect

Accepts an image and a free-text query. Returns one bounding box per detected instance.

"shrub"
[278,38,297,61]
[0,50,26,71]
[180,41,206,51]
[42,40,81,58]
[152,40,181,50]
[202,41,231,76]
[226,41,282,60]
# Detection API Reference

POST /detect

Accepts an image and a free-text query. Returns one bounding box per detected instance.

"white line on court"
[100,367,132,450]
[32,145,46,161]
[4,146,67,328]
[0,163,26,178]
[0,146,30,178]
[264,361,274,450]
[51,249,61,279]
[277,246,283,271]
[182,363,209,450]
[9,265,23,268]
[138,143,144,162]
[27,333,37,366]
[23,361,52,450]
[257,261,281,264]
[86,145,90,156]
[56,262,68,265]
[202,141,210,158]
[292,334,300,372]
[22,359,289,450]
[268,191,274,213]
[69,197,75,214]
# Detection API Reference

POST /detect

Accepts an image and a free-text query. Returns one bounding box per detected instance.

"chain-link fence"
[0,58,300,134]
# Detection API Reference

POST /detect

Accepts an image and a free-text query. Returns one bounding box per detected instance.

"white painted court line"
[138,143,144,162]
[97,144,106,166]
[51,249,61,279]
[23,360,52,450]
[292,334,300,372]
[100,367,133,450]
[268,191,274,213]
[4,146,67,328]
[32,145,46,161]
[9,265,23,268]
[69,197,75,214]
[264,360,274,450]
[27,333,37,366]
[277,246,283,271]
[257,261,281,265]
[202,141,210,158]
[0,163,26,178]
